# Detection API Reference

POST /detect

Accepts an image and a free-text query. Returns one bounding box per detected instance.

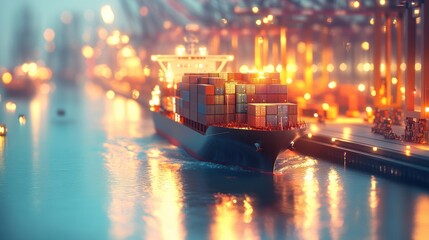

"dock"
[295,118,429,187]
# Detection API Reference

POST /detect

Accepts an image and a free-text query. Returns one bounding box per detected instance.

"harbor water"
[1,83,429,240]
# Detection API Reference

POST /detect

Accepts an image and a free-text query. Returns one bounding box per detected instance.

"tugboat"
[149,38,306,172]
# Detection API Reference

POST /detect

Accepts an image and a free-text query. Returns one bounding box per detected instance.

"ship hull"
[152,111,304,172]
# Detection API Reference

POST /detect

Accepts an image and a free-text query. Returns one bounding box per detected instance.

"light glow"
[101,5,115,24]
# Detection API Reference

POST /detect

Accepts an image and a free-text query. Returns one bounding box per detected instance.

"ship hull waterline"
[152,111,304,172]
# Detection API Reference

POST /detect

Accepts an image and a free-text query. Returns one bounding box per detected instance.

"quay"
[295,119,429,187]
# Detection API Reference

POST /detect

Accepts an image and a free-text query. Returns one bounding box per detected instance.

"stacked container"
[166,72,298,129]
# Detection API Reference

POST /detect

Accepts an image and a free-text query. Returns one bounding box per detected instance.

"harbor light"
[18,115,26,125]
[2,72,12,84]
[6,102,16,112]
[322,103,330,111]
[101,5,115,24]
[308,133,312,138]
[0,124,6,136]
[358,84,366,92]
[304,93,311,100]
[373,147,378,152]
[328,81,337,89]
[106,90,115,99]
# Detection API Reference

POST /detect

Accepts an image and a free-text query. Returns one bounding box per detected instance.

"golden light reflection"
[413,196,429,240]
[310,124,319,133]
[104,140,142,239]
[145,148,185,240]
[294,167,320,240]
[328,169,344,240]
[369,176,379,240]
[43,28,55,42]
[5,101,17,112]
[342,127,351,140]
[104,97,143,138]
[210,194,259,240]
[0,136,4,172]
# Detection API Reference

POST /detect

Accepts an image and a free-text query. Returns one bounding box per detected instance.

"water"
[1,83,429,240]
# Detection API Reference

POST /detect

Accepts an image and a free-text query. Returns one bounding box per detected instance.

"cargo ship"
[150,47,306,172]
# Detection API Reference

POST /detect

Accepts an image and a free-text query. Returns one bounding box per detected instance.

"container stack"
[168,72,299,129]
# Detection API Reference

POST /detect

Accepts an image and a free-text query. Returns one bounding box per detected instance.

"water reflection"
[413,195,429,240]
[210,194,259,240]
[327,168,344,240]
[144,148,186,240]
[0,137,5,172]
[104,97,143,139]
[104,140,141,239]
[369,176,380,240]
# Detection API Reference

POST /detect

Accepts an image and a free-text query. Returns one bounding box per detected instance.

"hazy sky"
[0,0,123,67]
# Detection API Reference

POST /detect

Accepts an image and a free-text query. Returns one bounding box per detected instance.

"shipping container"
[225,94,236,104]
[197,84,215,95]
[182,90,190,101]
[225,114,236,122]
[236,84,246,94]
[215,105,225,115]
[209,77,225,87]
[197,104,215,115]
[182,83,190,91]
[198,113,215,125]
[278,84,288,94]
[235,113,247,123]
[254,94,267,103]
[247,94,255,103]
[225,82,237,94]
[214,95,225,105]
[266,94,278,103]
[255,84,267,94]
[267,84,279,94]
[198,94,215,105]
[248,103,267,116]
[266,115,278,127]
[248,115,266,128]
[278,94,288,103]
[236,104,248,113]
[197,77,209,84]
[225,105,235,114]
[214,114,226,124]
[266,104,278,115]
[245,84,256,94]
[215,86,225,95]
[236,93,247,104]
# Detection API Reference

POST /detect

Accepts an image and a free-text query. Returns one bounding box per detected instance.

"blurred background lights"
[101,5,115,24]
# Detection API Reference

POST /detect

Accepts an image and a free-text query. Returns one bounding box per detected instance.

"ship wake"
[273,151,318,174]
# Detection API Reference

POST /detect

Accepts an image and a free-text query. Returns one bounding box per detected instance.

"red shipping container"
[182,83,190,91]
[266,104,278,115]
[198,94,215,105]
[248,115,266,128]
[197,84,215,95]
[247,94,256,103]
[225,94,236,104]
[225,105,235,114]
[245,84,256,94]
[234,73,242,81]
[225,114,236,123]
[235,113,247,123]
[254,94,267,103]
[198,77,210,84]
[255,84,267,94]
[278,94,288,103]
[278,84,288,94]
[214,114,226,124]
[266,94,278,103]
